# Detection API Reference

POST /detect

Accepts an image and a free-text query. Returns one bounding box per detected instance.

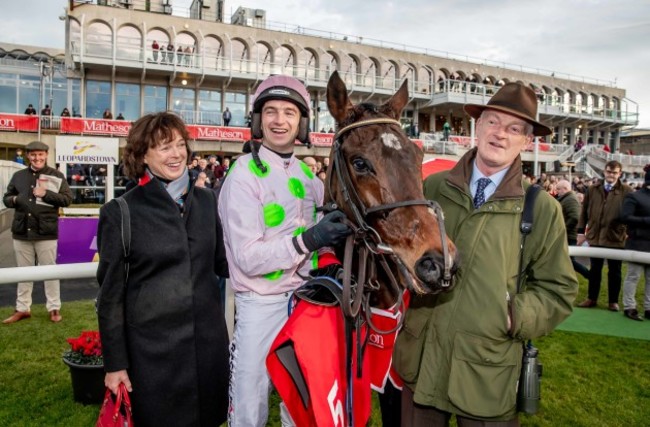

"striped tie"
[473,178,491,209]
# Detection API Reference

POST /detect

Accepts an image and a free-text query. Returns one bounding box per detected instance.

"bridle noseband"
[326,117,453,325]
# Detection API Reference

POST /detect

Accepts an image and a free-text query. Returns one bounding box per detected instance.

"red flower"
[63,330,103,365]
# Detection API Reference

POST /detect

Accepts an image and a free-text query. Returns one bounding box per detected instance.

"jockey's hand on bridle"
[301,210,353,252]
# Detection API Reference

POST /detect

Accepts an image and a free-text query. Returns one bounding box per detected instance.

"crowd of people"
[2,76,648,426]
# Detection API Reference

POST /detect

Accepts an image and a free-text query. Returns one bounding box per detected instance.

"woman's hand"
[105,370,133,394]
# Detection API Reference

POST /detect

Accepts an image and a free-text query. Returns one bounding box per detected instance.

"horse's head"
[325,71,458,297]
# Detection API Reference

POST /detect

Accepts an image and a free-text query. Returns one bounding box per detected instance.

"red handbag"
[96,383,134,427]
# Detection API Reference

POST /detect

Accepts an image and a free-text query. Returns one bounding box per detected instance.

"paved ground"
[0,228,99,309]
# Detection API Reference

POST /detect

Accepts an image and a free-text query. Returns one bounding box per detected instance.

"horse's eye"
[351,157,371,173]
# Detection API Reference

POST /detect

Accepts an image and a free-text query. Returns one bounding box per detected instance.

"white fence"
[0,160,26,209]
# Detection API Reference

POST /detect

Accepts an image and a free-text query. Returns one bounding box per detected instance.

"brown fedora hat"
[464,83,552,136]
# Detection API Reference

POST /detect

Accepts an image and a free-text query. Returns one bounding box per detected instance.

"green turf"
[557,306,650,341]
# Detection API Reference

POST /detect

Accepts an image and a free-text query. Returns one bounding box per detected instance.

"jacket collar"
[446,147,525,199]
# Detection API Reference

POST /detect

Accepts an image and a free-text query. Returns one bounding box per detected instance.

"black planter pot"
[62,358,105,405]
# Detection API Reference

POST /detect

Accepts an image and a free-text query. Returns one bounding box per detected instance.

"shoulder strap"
[115,197,131,285]
[517,185,542,293]
[520,184,542,235]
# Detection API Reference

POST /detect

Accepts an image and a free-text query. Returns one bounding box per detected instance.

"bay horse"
[324,70,459,312]
[266,72,460,427]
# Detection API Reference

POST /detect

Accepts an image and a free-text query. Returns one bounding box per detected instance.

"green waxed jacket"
[393,149,578,420]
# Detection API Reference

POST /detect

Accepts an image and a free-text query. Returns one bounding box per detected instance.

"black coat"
[96,177,230,427]
[2,165,72,240]
[620,187,650,252]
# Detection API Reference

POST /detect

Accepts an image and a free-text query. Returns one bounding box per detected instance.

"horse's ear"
[382,79,410,120]
[327,71,354,124]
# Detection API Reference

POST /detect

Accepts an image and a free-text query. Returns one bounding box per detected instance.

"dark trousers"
[378,381,401,427]
[588,254,622,303]
[568,238,590,279]
[401,386,519,427]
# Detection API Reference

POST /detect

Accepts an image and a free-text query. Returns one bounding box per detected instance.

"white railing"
[0,160,26,209]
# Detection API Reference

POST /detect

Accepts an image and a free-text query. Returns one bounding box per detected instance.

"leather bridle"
[326,117,453,331]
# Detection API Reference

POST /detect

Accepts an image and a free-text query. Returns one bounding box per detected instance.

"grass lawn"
[0,272,649,426]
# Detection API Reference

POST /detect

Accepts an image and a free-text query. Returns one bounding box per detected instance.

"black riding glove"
[294,210,352,254]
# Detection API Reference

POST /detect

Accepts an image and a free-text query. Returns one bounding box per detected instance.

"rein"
[327,118,453,330]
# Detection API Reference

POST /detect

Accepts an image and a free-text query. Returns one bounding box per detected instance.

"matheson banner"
[0,113,38,132]
[56,135,120,165]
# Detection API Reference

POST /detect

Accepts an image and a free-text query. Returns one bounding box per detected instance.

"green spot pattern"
[299,161,314,180]
[288,178,306,199]
[264,270,284,281]
[293,226,306,236]
[263,203,285,228]
[312,251,318,270]
[248,158,271,178]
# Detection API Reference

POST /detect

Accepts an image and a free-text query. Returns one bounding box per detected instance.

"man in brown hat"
[394,83,578,425]
[2,141,72,324]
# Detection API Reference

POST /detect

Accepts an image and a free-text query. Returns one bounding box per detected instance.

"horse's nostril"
[415,256,441,285]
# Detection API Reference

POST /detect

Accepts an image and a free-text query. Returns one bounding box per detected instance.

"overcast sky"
[3,0,649,128]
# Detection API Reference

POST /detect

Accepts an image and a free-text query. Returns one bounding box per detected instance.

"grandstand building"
[0,0,646,200]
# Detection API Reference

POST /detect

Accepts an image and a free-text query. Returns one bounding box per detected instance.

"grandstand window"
[224,91,246,126]
[144,85,167,115]
[117,25,142,61]
[0,73,17,113]
[116,82,140,120]
[86,80,111,118]
[19,74,40,114]
[198,89,222,125]
[172,87,196,124]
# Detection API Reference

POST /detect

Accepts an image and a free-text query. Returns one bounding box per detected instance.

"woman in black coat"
[96,112,230,426]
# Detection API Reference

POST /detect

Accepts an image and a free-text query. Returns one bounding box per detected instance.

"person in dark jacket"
[620,164,650,321]
[96,112,230,426]
[2,141,72,324]
[577,160,633,311]
[395,83,577,425]
[556,179,590,279]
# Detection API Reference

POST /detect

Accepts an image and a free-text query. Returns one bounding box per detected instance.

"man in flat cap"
[2,141,72,324]
[395,83,578,425]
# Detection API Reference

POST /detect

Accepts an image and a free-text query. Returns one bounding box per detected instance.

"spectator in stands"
[184,45,192,66]
[41,104,51,128]
[620,164,650,321]
[322,156,330,173]
[24,104,37,115]
[328,127,334,133]
[222,107,232,126]
[96,112,229,426]
[103,109,113,120]
[556,179,590,279]
[395,83,577,426]
[85,164,107,203]
[60,107,71,117]
[167,42,175,63]
[160,44,167,63]
[116,113,125,120]
[218,74,351,426]
[245,111,252,128]
[2,141,72,324]
[577,160,633,311]
[13,148,25,165]
[151,40,159,62]
[443,119,451,141]
[177,45,183,65]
